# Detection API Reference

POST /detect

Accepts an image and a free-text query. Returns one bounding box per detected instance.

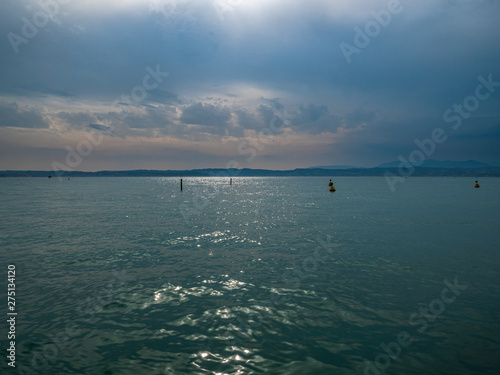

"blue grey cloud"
[0,102,49,128]
[88,123,111,132]
[180,102,231,127]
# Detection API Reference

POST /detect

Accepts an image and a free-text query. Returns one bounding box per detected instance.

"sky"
[0,0,499,171]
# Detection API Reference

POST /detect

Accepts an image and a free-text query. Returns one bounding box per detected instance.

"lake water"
[1,177,499,374]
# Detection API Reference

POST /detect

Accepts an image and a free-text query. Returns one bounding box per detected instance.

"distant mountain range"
[1,160,500,178]
[309,160,498,170]
[377,159,494,169]
[308,165,359,170]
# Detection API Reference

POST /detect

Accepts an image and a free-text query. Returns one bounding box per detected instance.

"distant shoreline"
[1,167,500,178]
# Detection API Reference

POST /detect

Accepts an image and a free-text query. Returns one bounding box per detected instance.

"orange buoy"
[329,185,336,192]
[474,180,480,188]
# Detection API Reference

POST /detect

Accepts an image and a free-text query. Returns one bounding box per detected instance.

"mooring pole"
[180,178,183,191]
[230,178,232,185]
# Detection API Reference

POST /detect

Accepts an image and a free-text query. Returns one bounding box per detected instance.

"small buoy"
[329,185,336,192]
[474,180,480,188]
[328,179,333,186]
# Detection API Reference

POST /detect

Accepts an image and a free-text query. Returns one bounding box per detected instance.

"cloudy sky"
[1,0,499,171]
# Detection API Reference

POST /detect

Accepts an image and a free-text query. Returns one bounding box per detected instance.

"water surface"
[0,177,499,374]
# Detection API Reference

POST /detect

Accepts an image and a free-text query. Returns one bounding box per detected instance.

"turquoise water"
[0,177,499,374]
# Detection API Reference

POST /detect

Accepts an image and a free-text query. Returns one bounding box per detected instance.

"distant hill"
[377,159,493,169]
[2,165,500,178]
[308,165,360,170]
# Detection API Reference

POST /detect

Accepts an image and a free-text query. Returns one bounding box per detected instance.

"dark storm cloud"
[234,109,261,130]
[1,0,500,169]
[58,111,97,128]
[119,106,174,130]
[344,109,376,129]
[0,101,49,128]
[289,104,333,134]
[88,123,111,132]
[234,100,285,131]
[180,102,231,127]
[1,0,499,102]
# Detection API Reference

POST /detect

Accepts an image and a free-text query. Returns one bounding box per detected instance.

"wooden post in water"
[180,178,183,191]
[230,178,232,185]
